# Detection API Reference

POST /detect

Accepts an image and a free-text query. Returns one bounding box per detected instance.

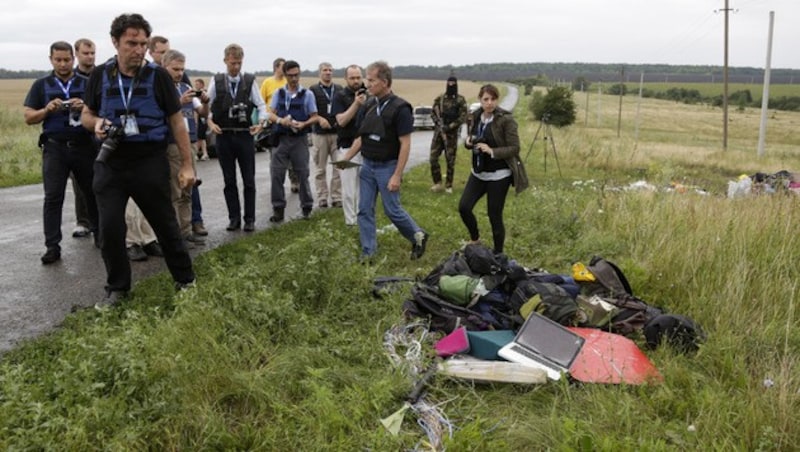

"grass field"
[625,82,800,100]
[1,78,800,450]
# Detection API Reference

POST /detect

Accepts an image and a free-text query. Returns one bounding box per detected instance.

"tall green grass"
[0,105,41,187]
[1,95,799,450]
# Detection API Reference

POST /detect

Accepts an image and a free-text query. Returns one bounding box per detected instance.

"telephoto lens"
[96,125,123,163]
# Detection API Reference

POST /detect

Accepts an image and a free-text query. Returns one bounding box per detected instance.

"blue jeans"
[191,186,202,224]
[358,158,422,256]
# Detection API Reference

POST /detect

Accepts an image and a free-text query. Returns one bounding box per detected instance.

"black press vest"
[357,95,410,162]
[210,73,255,129]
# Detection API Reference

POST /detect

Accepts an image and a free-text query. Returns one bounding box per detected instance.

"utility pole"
[757,11,775,158]
[721,0,734,151]
[617,67,624,138]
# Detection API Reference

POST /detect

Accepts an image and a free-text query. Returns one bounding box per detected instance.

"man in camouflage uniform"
[429,76,467,194]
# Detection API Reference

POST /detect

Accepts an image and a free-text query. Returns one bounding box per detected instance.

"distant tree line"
[4,62,800,84]
[602,83,800,112]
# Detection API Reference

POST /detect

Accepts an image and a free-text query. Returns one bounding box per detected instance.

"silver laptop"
[498,312,585,381]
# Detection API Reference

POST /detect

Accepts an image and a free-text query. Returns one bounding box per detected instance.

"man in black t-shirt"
[81,13,196,308]
[23,41,98,264]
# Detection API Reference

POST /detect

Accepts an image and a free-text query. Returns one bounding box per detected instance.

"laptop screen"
[515,314,584,368]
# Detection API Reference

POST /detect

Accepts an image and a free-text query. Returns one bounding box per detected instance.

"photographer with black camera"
[459,84,529,254]
[206,43,267,232]
[81,13,196,307]
[23,41,98,265]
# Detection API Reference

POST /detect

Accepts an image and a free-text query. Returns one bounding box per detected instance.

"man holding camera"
[206,43,267,232]
[429,76,467,194]
[266,60,318,222]
[332,64,367,226]
[24,41,98,264]
[81,13,196,306]
[260,58,300,194]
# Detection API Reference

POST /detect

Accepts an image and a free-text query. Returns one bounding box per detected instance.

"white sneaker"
[430,183,444,193]
[72,225,90,238]
[445,187,453,194]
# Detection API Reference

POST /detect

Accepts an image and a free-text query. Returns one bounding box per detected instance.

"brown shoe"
[192,222,208,236]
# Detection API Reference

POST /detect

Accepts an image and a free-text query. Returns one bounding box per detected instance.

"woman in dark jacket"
[459,84,528,253]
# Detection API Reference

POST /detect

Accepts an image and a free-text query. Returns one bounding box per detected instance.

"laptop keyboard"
[509,345,562,374]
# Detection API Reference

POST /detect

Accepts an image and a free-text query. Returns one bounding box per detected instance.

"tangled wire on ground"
[383,322,454,450]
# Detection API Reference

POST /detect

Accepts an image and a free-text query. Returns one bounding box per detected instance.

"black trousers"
[458,173,513,253]
[216,132,256,223]
[42,139,97,251]
[93,151,194,293]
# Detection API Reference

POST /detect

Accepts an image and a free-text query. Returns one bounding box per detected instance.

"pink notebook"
[435,327,470,357]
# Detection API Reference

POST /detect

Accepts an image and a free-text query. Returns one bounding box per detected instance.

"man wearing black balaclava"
[429,76,467,193]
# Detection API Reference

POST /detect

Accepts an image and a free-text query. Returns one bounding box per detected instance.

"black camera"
[356,84,367,96]
[96,125,125,163]
[61,101,73,110]
[229,103,249,123]
[468,135,486,153]
[193,90,203,97]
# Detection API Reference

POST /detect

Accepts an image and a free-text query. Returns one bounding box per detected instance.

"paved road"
[0,87,517,352]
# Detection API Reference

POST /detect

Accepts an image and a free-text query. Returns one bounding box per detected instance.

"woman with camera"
[458,84,528,254]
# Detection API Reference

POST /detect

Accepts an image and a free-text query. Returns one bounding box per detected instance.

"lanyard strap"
[319,83,334,103]
[55,76,75,99]
[477,115,493,138]
[116,72,135,114]
[375,97,391,116]
[228,75,239,99]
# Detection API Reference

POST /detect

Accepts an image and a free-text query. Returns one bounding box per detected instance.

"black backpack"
[404,282,526,334]
[582,256,634,297]
[463,243,504,275]
[643,314,706,354]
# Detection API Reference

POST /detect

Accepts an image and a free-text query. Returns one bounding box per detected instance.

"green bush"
[529,85,577,127]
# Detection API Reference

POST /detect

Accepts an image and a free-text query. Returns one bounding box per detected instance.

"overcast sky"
[1,0,797,73]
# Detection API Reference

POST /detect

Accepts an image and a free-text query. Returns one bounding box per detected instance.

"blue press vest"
[274,87,310,135]
[169,83,198,143]
[42,74,89,138]
[99,62,168,143]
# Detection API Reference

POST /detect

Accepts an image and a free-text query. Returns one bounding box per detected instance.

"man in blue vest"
[81,13,196,307]
[266,60,319,222]
[206,43,267,232]
[24,41,98,265]
[335,61,429,261]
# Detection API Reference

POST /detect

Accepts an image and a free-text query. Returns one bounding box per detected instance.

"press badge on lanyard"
[369,97,392,142]
[320,83,334,115]
[118,72,140,136]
